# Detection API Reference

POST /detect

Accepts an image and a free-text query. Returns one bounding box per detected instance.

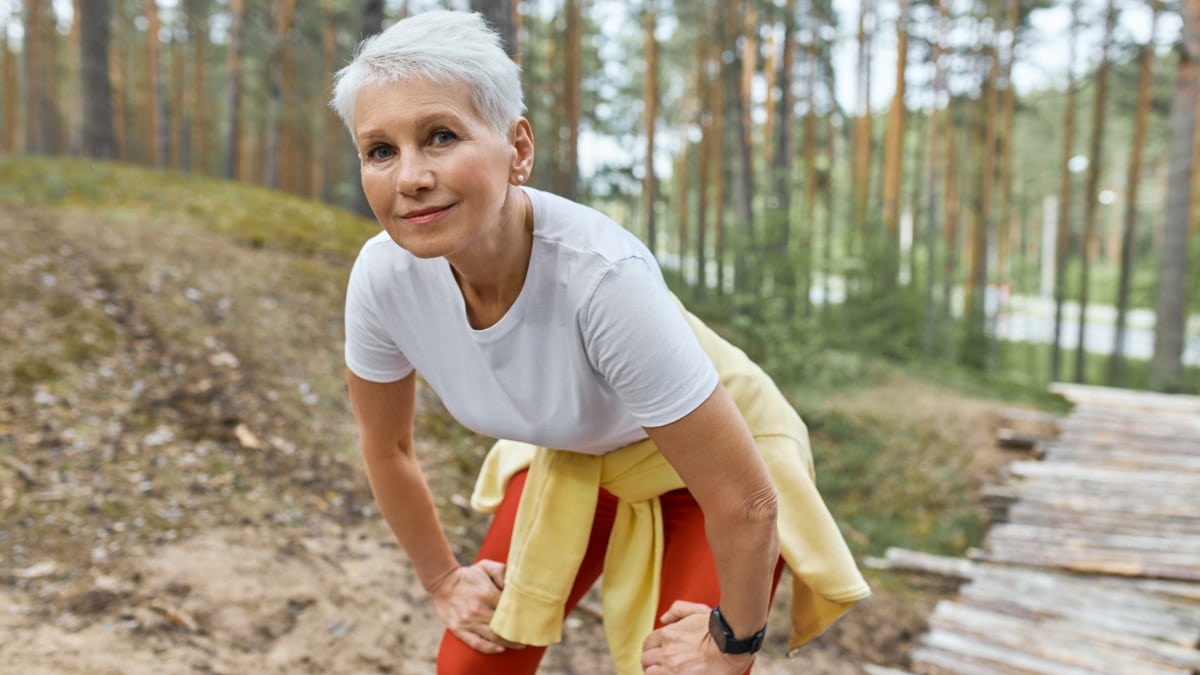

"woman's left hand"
[640,601,756,675]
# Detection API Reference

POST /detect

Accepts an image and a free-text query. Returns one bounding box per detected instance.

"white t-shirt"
[344,187,719,455]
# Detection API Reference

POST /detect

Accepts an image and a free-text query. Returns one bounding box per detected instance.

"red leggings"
[436,470,785,674]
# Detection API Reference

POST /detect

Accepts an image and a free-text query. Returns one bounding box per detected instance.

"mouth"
[399,203,455,225]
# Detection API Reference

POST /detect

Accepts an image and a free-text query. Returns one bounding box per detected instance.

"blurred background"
[0,1,1198,673]
[1,0,1196,394]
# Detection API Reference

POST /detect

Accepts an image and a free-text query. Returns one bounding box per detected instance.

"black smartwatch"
[707,605,767,655]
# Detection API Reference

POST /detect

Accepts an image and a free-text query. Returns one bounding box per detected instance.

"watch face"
[708,607,729,651]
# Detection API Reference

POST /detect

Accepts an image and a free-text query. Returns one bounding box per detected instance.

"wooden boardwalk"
[869,383,1200,674]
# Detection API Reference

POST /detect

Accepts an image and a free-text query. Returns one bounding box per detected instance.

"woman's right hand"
[428,559,526,654]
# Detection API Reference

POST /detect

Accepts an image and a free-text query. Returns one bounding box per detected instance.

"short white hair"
[331,10,524,138]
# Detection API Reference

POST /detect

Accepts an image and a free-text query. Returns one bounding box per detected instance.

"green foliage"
[805,406,988,558]
[0,156,378,263]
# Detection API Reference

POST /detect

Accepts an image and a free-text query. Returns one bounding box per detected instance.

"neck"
[448,187,533,329]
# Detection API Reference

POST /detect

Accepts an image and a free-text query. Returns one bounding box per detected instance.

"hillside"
[0,159,1040,673]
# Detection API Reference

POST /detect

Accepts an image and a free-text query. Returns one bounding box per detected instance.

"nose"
[394,152,434,195]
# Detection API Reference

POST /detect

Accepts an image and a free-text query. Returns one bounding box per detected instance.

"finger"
[480,627,526,651]
[659,600,710,625]
[453,628,506,655]
[478,559,507,590]
[640,643,660,670]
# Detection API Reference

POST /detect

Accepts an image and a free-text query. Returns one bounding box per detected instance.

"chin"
[383,232,453,260]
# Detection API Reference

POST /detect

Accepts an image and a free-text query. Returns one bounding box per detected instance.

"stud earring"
[516,174,525,183]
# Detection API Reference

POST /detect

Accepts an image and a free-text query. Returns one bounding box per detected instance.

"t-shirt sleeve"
[344,254,414,383]
[581,257,719,428]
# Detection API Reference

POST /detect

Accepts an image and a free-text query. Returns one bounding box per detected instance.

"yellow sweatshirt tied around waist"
[470,302,871,674]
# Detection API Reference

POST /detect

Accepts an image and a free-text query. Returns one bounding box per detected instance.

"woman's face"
[353,77,528,260]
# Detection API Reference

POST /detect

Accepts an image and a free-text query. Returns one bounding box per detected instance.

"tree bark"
[922,0,949,356]
[1150,0,1200,391]
[562,0,582,200]
[1051,0,1081,383]
[67,0,83,154]
[880,0,909,289]
[1,20,17,153]
[641,5,659,257]
[1111,0,1161,386]
[471,0,518,59]
[725,0,757,293]
[1074,0,1117,383]
[264,0,297,190]
[851,0,873,254]
[146,0,164,166]
[22,0,47,153]
[80,0,116,159]
[224,0,246,180]
[184,0,208,173]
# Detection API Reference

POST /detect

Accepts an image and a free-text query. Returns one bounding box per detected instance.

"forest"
[1,0,1197,394]
[1,1,1198,672]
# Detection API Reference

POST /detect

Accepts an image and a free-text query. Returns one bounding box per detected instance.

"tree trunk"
[80,0,116,159]
[22,0,46,153]
[224,0,245,180]
[184,0,208,173]
[942,98,961,356]
[641,5,659,257]
[713,36,727,297]
[725,0,757,293]
[851,0,873,255]
[1150,0,1200,391]
[880,0,909,289]
[1073,0,1117,383]
[963,34,998,368]
[563,0,582,200]
[264,0,297,190]
[145,0,164,166]
[922,0,948,356]
[995,0,1020,291]
[314,0,339,201]
[681,145,695,290]
[471,0,518,59]
[1,20,17,154]
[1051,0,1081,383]
[169,30,185,170]
[67,0,83,154]
[110,0,128,159]
[1111,0,1161,386]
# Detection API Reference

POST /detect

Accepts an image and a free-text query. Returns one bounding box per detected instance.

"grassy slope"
[0,155,1066,564]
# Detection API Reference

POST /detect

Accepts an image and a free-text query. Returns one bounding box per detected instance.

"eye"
[430,129,457,146]
[365,145,395,161]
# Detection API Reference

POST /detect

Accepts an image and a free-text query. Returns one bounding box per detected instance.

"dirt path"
[0,205,1014,673]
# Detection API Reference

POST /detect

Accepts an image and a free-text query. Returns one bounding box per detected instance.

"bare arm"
[347,370,520,653]
[347,370,460,589]
[642,383,780,672]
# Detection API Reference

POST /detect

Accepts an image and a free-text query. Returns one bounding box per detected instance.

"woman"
[332,10,869,675]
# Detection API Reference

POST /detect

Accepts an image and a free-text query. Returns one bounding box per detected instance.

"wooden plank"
[1004,503,1200,536]
[1049,382,1200,413]
[918,629,1115,675]
[985,523,1200,555]
[911,644,1037,675]
[929,601,1200,672]
[1006,461,1200,488]
[982,485,1200,519]
[1046,432,1200,455]
[972,544,1200,582]
[960,575,1200,646]
[864,547,976,579]
[1037,446,1200,472]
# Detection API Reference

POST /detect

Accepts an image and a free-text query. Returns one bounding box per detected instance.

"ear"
[509,118,535,186]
